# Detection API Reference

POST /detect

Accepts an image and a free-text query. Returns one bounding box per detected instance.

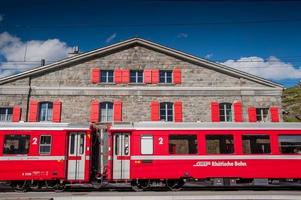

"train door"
[113,133,130,180]
[67,132,86,181]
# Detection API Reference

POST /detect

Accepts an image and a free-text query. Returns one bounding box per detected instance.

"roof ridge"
[0,37,282,88]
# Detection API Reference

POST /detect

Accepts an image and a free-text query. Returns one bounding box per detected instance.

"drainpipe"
[25,76,32,122]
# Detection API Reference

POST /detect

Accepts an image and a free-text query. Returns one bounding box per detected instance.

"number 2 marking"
[32,137,37,145]
[158,137,163,145]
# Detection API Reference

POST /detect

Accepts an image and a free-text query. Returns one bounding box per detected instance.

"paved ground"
[0,190,301,200]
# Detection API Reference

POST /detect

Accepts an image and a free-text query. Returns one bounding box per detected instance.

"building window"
[279,135,301,154]
[206,135,234,154]
[256,108,269,122]
[39,135,52,155]
[3,135,30,154]
[101,70,114,83]
[130,70,143,83]
[169,135,198,154]
[159,70,172,83]
[219,103,232,122]
[141,135,153,155]
[100,102,113,122]
[39,102,53,122]
[0,107,13,122]
[242,135,271,154]
[160,102,173,121]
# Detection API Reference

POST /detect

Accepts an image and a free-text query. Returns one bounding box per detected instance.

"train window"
[279,135,301,154]
[70,134,75,155]
[79,134,85,155]
[206,135,234,154]
[242,135,271,154]
[115,135,120,155]
[3,135,30,154]
[141,135,153,154]
[39,135,52,155]
[124,135,129,155]
[169,135,197,154]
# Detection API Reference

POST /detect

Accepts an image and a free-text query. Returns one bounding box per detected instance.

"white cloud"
[205,53,213,59]
[221,56,301,80]
[0,32,72,78]
[106,33,117,43]
[177,33,188,38]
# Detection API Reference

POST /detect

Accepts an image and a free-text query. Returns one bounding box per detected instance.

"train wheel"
[54,184,65,192]
[12,181,30,192]
[131,179,150,191]
[166,179,184,191]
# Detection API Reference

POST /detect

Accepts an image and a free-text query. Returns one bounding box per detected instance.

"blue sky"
[0,0,301,87]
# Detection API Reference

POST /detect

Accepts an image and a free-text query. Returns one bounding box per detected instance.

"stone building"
[0,38,283,124]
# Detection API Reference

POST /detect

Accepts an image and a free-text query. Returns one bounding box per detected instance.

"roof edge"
[0,37,283,88]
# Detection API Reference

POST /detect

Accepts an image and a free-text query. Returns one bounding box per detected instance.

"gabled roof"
[0,38,282,88]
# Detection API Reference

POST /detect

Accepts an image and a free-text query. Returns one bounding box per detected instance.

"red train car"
[1,121,301,191]
[0,122,91,190]
[106,122,301,190]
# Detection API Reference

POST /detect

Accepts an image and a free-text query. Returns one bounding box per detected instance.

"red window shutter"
[233,101,243,122]
[52,100,62,123]
[28,100,38,122]
[174,101,183,122]
[151,69,159,84]
[91,68,100,84]
[114,100,122,122]
[90,100,100,123]
[248,107,257,122]
[122,69,130,83]
[211,102,220,122]
[173,68,182,84]
[12,106,21,122]
[114,69,122,84]
[144,69,152,84]
[151,101,160,121]
[270,106,280,122]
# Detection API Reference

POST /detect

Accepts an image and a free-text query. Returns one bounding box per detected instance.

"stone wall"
[28,46,266,88]
[0,44,282,123]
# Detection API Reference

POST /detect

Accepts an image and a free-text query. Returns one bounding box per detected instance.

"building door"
[113,133,130,180]
[67,132,86,181]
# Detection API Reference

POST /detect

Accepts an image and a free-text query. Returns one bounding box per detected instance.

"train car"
[0,122,91,191]
[106,122,301,190]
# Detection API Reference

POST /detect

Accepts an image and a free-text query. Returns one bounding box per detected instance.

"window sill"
[128,83,145,85]
[157,83,175,86]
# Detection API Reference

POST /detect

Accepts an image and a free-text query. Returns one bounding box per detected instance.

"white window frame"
[130,70,143,83]
[256,108,269,122]
[0,107,13,122]
[101,70,114,83]
[160,102,174,122]
[159,70,173,84]
[100,102,113,122]
[219,103,233,122]
[39,102,53,122]
[39,135,52,155]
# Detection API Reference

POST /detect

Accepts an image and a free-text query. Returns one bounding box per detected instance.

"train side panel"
[0,130,67,181]
[130,129,301,180]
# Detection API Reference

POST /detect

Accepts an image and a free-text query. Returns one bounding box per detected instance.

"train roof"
[0,122,90,130]
[109,122,301,131]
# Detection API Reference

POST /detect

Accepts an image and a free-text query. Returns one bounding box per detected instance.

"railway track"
[1,183,301,193]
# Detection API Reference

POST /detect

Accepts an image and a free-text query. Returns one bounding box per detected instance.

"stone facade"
[0,38,283,123]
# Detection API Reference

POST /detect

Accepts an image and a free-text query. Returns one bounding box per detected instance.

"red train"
[0,122,301,191]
